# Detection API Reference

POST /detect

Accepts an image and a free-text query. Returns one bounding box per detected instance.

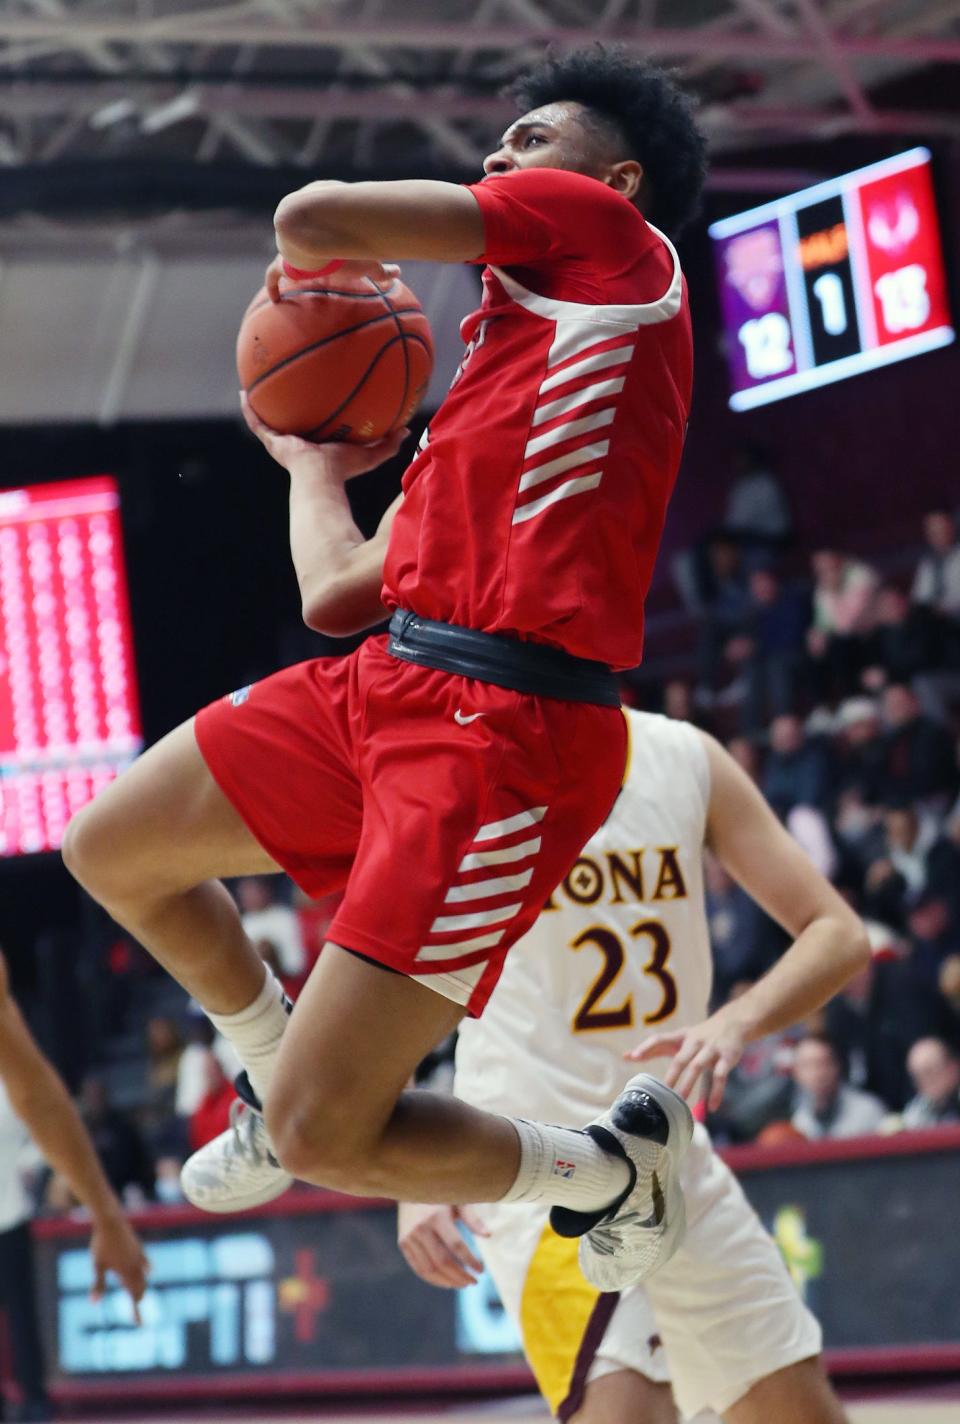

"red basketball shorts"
[195,636,626,1016]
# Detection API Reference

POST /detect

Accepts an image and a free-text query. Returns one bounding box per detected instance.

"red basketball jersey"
[382,167,693,670]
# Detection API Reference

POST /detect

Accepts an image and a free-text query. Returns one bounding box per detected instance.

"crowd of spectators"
[655,452,960,1143]
[13,462,960,1219]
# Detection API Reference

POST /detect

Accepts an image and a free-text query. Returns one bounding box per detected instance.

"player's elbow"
[832,908,872,981]
[274,182,352,255]
[301,586,357,638]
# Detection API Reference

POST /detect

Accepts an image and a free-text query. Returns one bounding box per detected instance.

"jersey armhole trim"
[489,222,682,328]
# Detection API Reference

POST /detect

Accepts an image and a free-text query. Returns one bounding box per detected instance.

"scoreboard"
[710,148,954,410]
[0,476,142,857]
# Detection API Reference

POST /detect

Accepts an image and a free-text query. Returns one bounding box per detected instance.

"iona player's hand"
[89,1210,150,1325]
[625,1008,749,1112]
[240,392,409,480]
[397,1202,489,1290]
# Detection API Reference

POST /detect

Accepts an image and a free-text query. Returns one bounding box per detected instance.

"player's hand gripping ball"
[237,269,434,443]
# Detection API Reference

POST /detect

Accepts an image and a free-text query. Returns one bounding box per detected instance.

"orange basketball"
[237,273,434,443]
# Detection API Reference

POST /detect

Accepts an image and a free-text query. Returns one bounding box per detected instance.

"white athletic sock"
[207,968,290,1106]
[500,1117,631,1211]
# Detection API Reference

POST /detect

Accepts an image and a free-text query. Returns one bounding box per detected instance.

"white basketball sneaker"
[180,1073,293,1214]
[549,1073,693,1290]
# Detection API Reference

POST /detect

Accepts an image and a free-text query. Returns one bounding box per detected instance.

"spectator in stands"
[79,1075,155,1206]
[863,804,959,928]
[835,697,887,806]
[176,1017,239,1119]
[860,585,947,693]
[705,857,761,1002]
[762,714,831,816]
[727,565,810,731]
[902,1038,960,1128]
[791,1034,886,1139]
[709,981,798,1143]
[881,683,959,808]
[188,1051,235,1154]
[912,508,960,619]
[142,1016,183,1132]
[663,678,695,722]
[807,549,880,702]
[722,444,794,560]
[939,956,960,1038]
[683,532,751,694]
[905,891,960,991]
[236,876,306,981]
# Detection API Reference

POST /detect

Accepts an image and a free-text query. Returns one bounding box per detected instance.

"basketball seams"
[246,308,401,393]
[303,333,432,441]
[369,275,415,432]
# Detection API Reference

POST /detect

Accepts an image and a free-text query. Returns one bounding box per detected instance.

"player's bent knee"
[264,1098,375,1190]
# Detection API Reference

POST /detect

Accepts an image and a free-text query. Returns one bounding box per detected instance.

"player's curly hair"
[508,46,707,237]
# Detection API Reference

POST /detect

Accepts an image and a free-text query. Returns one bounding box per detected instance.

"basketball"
[237,272,434,442]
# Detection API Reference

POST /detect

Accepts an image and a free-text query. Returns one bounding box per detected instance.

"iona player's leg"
[724,1358,847,1424]
[570,1370,678,1424]
[62,719,290,1100]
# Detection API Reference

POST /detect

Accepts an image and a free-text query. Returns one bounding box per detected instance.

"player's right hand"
[241,392,409,477]
[397,1202,489,1290]
[90,1210,150,1324]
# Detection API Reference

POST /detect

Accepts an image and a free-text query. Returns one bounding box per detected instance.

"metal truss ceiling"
[1,0,959,183]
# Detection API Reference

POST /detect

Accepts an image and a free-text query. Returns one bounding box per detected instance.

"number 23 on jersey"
[569,919,678,1033]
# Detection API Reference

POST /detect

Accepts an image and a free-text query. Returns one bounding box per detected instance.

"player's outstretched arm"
[274,180,486,271]
[398,1201,490,1290]
[242,394,405,636]
[628,734,870,1108]
[0,954,149,1317]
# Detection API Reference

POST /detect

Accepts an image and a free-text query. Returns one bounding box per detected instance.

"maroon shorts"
[195,636,626,1015]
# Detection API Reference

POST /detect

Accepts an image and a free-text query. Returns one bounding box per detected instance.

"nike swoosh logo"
[454,709,485,725]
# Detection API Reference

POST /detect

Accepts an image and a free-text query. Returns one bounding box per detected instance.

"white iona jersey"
[455,711,712,1128]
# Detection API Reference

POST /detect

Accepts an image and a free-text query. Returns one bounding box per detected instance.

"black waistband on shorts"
[386,610,620,707]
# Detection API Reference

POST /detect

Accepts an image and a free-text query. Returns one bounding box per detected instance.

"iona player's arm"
[700,730,870,1038]
[0,953,149,1312]
[628,733,870,1106]
[274,180,486,269]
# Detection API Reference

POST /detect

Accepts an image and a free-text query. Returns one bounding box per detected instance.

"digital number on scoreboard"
[710,148,955,411]
[0,476,142,857]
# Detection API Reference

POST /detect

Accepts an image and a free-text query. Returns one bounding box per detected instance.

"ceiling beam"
[791,0,874,120]
[1,16,960,61]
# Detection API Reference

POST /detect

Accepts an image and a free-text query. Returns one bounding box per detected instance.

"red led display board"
[0,476,142,857]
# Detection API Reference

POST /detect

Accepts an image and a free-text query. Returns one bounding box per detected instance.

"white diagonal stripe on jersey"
[413,958,489,999]
[524,408,615,461]
[416,928,506,962]
[430,903,522,933]
[531,376,626,428]
[475,805,547,842]
[459,836,542,872]
[413,928,504,962]
[444,868,534,903]
[512,472,603,526]
[519,441,610,494]
[539,344,634,394]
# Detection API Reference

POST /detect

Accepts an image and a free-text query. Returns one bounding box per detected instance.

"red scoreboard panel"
[0,476,142,857]
[711,148,954,410]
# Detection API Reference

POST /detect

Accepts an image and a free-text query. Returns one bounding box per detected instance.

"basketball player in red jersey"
[64,50,715,1289]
